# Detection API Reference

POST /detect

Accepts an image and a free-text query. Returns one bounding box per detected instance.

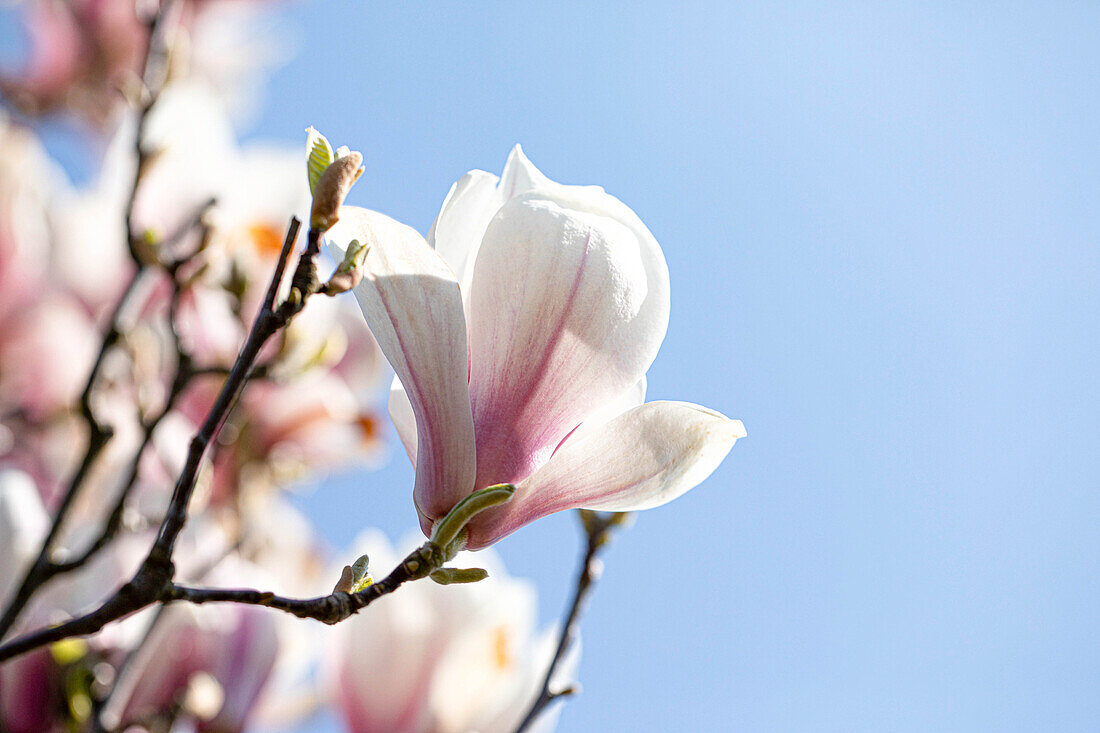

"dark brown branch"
[0,0,183,642]
[0,515,442,664]
[0,266,144,640]
[147,223,312,567]
[513,511,631,733]
[164,539,444,623]
[4,206,218,618]
[0,219,317,664]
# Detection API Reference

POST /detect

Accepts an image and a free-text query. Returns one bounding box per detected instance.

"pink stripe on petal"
[467,192,670,491]
[466,401,745,548]
[328,207,477,523]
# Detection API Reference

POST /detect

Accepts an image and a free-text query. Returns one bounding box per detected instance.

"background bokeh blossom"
[1,1,1098,732]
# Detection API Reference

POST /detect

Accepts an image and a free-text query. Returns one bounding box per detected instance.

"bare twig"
[0,207,218,639]
[0,220,338,664]
[0,267,144,639]
[513,511,631,733]
[0,0,182,642]
[0,512,443,663]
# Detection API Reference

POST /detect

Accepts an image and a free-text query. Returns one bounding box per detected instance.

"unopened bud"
[332,554,373,593]
[310,151,363,233]
[332,565,355,593]
[322,238,370,295]
[430,567,490,585]
[349,553,373,592]
[430,484,516,555]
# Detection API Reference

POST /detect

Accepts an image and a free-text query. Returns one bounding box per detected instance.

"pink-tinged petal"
[0,648,56,733]
[203,606,280,733]
[388,376,417,464]
[466,402,745,548]
[327,207,476,523]
[427,169,501,294]
[467,192,670,490]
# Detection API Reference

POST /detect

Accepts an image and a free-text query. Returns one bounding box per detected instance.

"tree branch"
[0,508,444,664]
[0,220,335,664]
[513,511,631,733]
[0,0,183,642]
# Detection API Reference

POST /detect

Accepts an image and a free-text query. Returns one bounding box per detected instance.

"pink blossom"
[328,147,745,548]
[329,532,569,733]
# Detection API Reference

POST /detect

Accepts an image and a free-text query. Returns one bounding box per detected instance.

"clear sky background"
[8,1,1100,731]
[268,2,1099,731]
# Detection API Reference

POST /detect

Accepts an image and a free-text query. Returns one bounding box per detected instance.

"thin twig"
[513,511,631,733]
[0,220,323,664]
[0,266,144,640]
[0,0,181,642]
[0,519,442,664]
[164,538,441,622]
[5,204,218,609]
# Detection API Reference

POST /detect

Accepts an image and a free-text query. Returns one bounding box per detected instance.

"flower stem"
[513,510,631,733]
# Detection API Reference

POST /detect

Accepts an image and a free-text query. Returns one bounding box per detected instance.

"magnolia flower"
[328,147,745,548]
[0,0,285,127]
[106,559,280,732]
[328,531,569,733]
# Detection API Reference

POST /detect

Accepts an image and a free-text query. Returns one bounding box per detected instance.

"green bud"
[332,553,373,593]
[349,553,373,592]
[322,238,370,295]
[429,567,490,585]
[430,484,516,553]
[305,126,334,195]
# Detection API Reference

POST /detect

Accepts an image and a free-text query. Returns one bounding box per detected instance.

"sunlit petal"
[328,207,476,522]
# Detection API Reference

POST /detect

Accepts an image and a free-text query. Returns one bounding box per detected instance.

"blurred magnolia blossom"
[0,79,386,520]
[0,467,327,732]
[328,147,746,548]
[328,531,573,733]
[105,558,281,732]
[0,0,287,128]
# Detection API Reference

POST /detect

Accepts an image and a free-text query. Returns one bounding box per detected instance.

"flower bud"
[429,567,490,585]
[332,553,373,593]
[322,238,369,295]
[310,151,363,233]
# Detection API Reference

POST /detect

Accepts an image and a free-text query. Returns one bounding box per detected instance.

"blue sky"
[273,2,1100,731]
[7,1,1100,731]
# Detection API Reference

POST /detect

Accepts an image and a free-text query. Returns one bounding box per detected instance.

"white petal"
[498,144,606,204]
[466,402,745,548]
[387,375,417,464]
[327,207,476,524]
[568,376,647,443]
[427,169,502,295]
[0,470,47,606]
[466,191,670,490]
[498,144,554,199]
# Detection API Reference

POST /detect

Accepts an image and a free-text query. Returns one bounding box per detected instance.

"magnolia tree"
[0,1,745,731]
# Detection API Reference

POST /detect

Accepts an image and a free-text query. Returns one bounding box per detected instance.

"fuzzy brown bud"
[310,151,363,232]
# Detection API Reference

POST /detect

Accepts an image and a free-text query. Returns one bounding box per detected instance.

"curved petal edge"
[465,401,745,548]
